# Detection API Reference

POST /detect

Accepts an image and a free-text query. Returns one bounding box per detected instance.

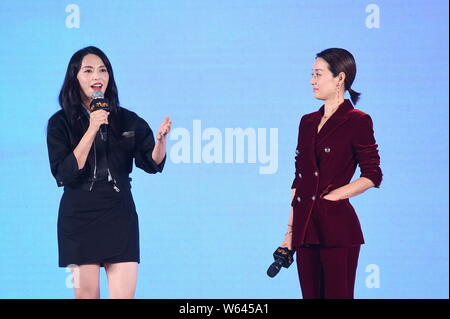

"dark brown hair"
[316,48,361,104]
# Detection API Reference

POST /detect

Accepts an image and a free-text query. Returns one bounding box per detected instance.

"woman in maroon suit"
[281,48,382,299]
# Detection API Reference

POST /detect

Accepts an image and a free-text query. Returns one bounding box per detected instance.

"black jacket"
[46,105,165,191]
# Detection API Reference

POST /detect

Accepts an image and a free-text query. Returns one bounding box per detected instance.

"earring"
[336,85,340,105]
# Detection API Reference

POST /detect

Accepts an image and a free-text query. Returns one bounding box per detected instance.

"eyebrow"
[313,69,324,72]
[80,65,106,69]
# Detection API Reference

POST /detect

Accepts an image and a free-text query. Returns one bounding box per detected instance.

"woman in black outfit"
[46,46,171,299]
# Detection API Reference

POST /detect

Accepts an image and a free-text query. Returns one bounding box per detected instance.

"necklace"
[323,109,336,119]
[323,99,342,119]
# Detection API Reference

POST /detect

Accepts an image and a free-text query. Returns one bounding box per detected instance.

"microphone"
[267,247,295,278]
[90,90,109,142]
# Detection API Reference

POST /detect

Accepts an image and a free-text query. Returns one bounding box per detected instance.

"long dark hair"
[58,46,122,143]
[316,48,361,105]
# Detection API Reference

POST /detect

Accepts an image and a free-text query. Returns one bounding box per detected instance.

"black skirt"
[57,181,139,268]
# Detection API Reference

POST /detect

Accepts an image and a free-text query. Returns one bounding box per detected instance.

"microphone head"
[91,90,104,99]
[267,261,282,278]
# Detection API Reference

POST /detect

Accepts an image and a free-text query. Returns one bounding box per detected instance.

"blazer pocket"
[319,183,342,204]
[319,196,342,204]
[117,131,135,152]
[319,184,334,198]
[122,131,135,138]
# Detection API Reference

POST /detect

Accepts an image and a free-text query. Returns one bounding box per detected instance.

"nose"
[92,70,100,80]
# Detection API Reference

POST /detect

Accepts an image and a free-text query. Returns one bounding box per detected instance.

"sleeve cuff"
[142,151,166,173]
[54,152,86,187]
[291,177,299,189]
[361,173,382,188]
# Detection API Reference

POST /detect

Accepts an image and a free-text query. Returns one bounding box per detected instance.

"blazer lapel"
[302,113,321,168]
[300,100,354,168]
[315,99,354,144]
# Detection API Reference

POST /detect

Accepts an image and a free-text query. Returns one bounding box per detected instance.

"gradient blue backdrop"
[0,0,448,298]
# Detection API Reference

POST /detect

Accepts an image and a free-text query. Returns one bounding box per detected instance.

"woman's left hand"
[323,191,341,201]
[156,116,172,141]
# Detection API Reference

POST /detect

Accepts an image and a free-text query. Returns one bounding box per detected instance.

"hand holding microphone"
[88,109,109,135]
[267,247,295,278]
[266,225,295,278]
[89,90,110,141]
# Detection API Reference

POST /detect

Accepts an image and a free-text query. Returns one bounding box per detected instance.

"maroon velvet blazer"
[291,99,382,248]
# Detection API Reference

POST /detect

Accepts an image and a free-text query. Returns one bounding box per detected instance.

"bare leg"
[104,262,138,299]
[71,264,101,299]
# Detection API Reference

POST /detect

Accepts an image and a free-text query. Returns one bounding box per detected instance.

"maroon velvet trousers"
[296,245,360,299]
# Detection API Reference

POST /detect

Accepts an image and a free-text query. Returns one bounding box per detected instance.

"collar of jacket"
[304,99,354,143]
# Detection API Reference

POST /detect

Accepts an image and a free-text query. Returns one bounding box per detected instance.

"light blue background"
[0,0,448,298]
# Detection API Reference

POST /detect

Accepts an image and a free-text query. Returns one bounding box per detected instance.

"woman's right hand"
[88,110,110,134]
[280,231,293,251]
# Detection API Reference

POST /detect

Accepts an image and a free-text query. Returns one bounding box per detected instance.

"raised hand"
[156,116,172,141]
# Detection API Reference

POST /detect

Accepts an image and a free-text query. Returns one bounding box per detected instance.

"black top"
[80,107,110,182]
[47,105,165,191]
